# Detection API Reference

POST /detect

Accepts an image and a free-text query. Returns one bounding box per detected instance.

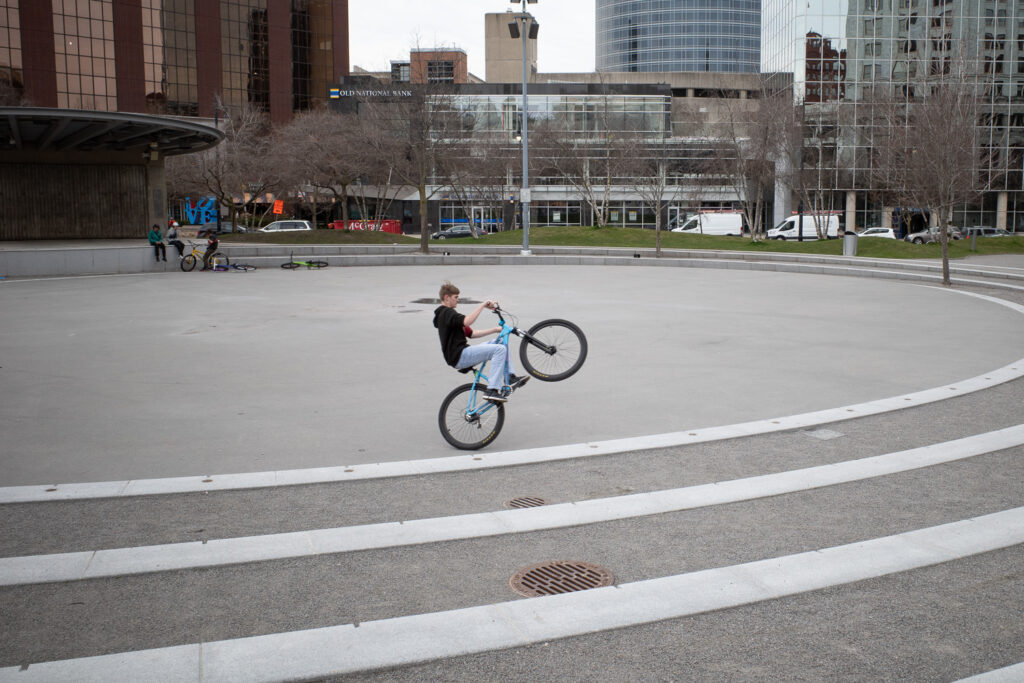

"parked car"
[431,225,476,239]
[258,220,313,233]
[767,214,840,240]
[904,226,962,244]
[856,227,897,239]
[962,226,1012,238]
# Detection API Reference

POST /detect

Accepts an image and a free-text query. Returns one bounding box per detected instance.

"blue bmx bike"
[438,307,587,450]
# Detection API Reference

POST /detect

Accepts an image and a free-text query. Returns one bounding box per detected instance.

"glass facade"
[763,0,1024,231]
[597,0,761,74]
[221,0,269,111]
[0,0,22,96]
[142,0,198,116]
[290,0,334,112]
[52,0,117,111]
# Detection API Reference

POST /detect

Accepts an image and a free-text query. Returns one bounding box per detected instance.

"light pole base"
[520,249,532,256]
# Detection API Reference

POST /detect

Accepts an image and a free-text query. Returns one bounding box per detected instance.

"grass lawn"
[222,226,1024,259]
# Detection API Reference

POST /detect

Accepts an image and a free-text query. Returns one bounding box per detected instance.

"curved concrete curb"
[2,507,1021,682]
[3,423,1021,586]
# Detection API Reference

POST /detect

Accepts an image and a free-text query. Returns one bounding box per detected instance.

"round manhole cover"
[504,496,549,509]
[509,561,614,597]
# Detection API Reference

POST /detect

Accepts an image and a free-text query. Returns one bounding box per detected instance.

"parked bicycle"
[438,306,587,450]
[179,240,229,272]
[281,252,328,269]
[213,261,257,272]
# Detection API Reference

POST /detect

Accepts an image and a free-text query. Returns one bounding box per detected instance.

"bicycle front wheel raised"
[519,319,588,381]
[438,383,504,450]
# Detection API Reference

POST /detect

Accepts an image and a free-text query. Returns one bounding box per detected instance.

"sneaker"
[509,374,530,390]
[482,388,507,403]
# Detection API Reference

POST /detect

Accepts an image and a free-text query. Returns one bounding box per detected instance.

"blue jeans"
[456,340,515,391]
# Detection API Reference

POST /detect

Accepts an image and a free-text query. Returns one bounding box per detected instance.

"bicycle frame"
[462,308,555,416]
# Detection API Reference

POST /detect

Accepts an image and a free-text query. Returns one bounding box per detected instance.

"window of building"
[0,0,23,99]
[391,62,410,83]
[221,0,269,111]
[427,60,455,83]
[291,0,333,112]
[52,0,117,111]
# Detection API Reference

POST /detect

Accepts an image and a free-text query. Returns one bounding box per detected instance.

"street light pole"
[520,4,531,255]
[510,0,537,256]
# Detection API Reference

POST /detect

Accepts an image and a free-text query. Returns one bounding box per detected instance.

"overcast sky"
[348,1,597,77]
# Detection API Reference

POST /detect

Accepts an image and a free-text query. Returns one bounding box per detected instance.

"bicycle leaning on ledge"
[179,240,229,272]
[438,306,587,450]
[280,251,328,269]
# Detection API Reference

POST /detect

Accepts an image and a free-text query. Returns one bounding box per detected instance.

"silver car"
[904,226,962,244]
[258,220,313,233]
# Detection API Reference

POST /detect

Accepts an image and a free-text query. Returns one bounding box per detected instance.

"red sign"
[272,200,284,215]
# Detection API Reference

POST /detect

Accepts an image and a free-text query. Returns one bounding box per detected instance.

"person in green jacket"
[147,224,167,262]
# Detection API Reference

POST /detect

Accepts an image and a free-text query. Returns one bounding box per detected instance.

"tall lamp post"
[508,0,537,255]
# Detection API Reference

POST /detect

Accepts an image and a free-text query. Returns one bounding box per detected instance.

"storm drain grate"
[504,496,550,509]
[509,561,614,597]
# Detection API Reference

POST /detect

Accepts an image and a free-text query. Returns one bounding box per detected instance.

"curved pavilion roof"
[0,107,223,156]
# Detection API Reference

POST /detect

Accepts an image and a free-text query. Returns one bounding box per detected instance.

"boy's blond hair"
[439,281,459,300]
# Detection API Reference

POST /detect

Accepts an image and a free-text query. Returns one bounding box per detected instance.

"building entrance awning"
[0,107,223,156]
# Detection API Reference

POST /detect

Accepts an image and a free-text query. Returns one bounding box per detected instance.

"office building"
[0,0,350,124]
[763,0,1024,231]
[596,0,761,74]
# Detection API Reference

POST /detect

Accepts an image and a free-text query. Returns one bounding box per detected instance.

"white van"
[767,214,839,241]
[669,212,745,236]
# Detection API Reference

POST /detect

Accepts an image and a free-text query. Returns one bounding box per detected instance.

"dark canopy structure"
[0,108,223,240]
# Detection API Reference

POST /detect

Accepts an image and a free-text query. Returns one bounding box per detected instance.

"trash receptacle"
[842,231,858,256]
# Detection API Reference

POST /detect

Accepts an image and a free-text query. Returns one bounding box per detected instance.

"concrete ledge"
[2,242,1023,289]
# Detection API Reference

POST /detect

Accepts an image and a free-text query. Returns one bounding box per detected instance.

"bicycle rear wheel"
[232,264,257,271]
[438,383,504,450]
[281,262,300,269]
[181,254,197,272]
[519,319,588,382]
[308,260,328,269]
[213,252,229,266]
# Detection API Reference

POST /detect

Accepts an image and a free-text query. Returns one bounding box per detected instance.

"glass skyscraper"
[762,0,1024,231]
[596,0,761,73]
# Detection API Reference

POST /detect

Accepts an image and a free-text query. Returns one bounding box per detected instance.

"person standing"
[147,224,167,262]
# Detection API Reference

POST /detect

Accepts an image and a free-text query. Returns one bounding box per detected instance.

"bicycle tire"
[438,382,504,450]
[181,254,197,272]
[281,262,301,269]
[232,264,257,272]
[307,260,328,269]
[214,252,229,267]
[519,319,588,382]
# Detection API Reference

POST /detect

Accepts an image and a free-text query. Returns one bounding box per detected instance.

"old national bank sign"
[327,79,414,114]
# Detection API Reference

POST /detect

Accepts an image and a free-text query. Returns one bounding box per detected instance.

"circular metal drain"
[509,561,614,597]
[504,496,549,509]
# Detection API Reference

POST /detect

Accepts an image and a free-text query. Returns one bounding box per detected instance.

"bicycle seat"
[457,365,478,374]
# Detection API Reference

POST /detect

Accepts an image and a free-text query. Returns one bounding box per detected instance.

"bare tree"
[440,133,518,236]
[167,101,282,229]
[277,108,369,227]
[869,53,987,285]
[360,83,468,252]
[536,96,632,227]
[707,83,788,241]
[621,133,686,255]
[780,100,842,240]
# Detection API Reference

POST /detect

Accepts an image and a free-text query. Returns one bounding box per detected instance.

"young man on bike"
[433,281,527,403]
